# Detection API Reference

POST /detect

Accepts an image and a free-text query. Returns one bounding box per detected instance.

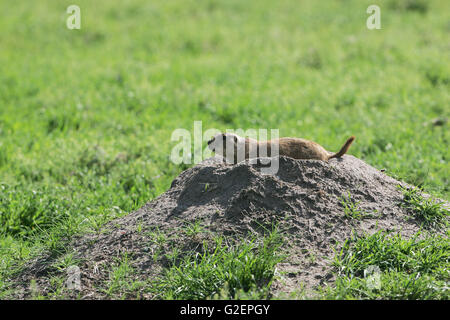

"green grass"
[184,220,206,238]
[321,272,449,300]
[152,229,284,299]
[103,253,148,299]
[0,0,449,299]
[340,191,374,220]
[400,186,449,228]
[322,230,450,299]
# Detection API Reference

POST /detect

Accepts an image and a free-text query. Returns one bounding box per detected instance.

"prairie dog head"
[207,133,245,163]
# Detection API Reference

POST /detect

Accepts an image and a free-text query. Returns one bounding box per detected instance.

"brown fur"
[248,136,355,161]
[208,133,355,162]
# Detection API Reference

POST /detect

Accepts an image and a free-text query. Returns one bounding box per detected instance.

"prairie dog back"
[208,133,355,162]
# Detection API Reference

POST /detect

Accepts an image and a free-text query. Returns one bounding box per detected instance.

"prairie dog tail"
[328,136,355,160]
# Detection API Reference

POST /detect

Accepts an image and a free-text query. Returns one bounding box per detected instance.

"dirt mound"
[12,155,434,299]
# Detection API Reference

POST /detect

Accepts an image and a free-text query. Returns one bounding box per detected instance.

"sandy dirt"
[11,155,440,299]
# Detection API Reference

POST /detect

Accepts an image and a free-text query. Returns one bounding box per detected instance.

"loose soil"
[10,155,445,299]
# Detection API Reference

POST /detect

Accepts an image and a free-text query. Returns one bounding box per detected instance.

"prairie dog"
[207,133,355,163]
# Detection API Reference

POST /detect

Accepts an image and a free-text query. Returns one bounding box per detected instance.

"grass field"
[0,0,449,299]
